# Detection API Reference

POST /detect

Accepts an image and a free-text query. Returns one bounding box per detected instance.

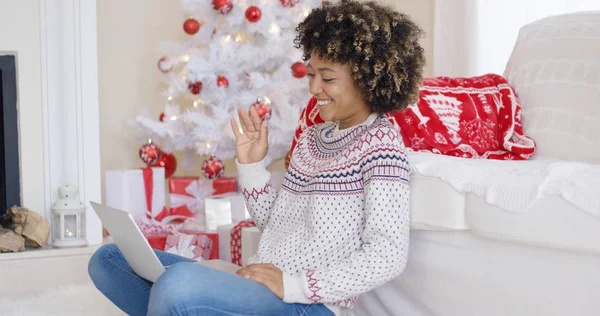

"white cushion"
[410,174,468,230]
[503,11,600,163]
[408,153,469,231]
[466,193,600,254]
[409,152,600,253]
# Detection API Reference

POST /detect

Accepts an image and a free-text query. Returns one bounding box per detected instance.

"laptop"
[90,201,240,282]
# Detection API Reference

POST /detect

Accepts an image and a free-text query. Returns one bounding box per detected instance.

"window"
[474,0,600,75]
[433,0,600,77]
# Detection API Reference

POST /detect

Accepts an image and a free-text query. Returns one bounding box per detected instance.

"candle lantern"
[52,184,87,247]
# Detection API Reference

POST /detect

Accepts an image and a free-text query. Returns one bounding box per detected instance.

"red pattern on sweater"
[306,270,324,303]
[304,270,359,308]
[242,183,271,202]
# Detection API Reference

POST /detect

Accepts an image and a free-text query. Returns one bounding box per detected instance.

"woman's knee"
[88,244,119,281]
[147,262,214,315]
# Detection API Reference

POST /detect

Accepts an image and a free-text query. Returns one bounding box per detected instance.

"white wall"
[474,0,600,76]
[0,1,45,215]
[373,0,434,78]
[97,0,188,181]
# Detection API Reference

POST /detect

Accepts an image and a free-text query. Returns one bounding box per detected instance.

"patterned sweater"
[236,113,411,315]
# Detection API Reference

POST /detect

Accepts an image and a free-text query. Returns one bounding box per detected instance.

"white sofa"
[221,11,600,316]
[355,11,600,316]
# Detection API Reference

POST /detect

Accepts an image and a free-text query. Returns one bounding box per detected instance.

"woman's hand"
[230,107,269,164]
[237,263,284,299]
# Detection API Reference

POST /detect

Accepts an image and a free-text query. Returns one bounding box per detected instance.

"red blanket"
[287,74,535,166]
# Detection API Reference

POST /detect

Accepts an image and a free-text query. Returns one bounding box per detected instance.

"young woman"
[88,1,425,315]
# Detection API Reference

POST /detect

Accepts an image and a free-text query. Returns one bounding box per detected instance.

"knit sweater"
[235,113,411,316]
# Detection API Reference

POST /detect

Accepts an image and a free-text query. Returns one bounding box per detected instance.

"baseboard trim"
[0,244,100,261]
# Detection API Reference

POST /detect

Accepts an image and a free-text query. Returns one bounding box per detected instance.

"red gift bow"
[139,169,220,260]
[167,177,238,222]
[169,178,215,222]
[230,219,257,266]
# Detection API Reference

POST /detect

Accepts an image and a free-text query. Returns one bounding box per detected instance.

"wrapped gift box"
[213,177,238,195]
[168,177,246,227]
[168,177,214,222]
[165,234,212,261]
[217,222,261,266]
[147,234,168,251]
[105,167,166,221]
[205,193,249,231]
[146,232,219,260]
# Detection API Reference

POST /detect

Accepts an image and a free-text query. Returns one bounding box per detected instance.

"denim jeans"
[88,244,334,316]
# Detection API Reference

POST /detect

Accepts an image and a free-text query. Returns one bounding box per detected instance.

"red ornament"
[150,152,177,178]
[216,76,229,88]
[212,0,233,14]
[159,112,166,122]
[157,57,172,73]
[188,81,203,95]
[201,155,224,180]
[291,62,308,78]
[280,0,299,7]
[252,97,272,120]
[183,18,201,35]
[139,142,162,165]
[245,6,262,23]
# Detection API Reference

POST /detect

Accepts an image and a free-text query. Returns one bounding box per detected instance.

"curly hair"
[294,0,426,113]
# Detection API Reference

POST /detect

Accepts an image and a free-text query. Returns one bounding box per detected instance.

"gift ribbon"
[137,218,179,236]
[142,167,169,221]
[142,168,153,216]
[165,233,212,261]
[230,219,256,266]
[138,215,210,236]
[169,179,215,216]
[138,167,189,235]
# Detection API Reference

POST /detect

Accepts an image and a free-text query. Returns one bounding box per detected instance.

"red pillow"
[286,74,535,166]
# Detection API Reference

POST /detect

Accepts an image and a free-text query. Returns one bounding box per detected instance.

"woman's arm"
[282,139,410,306]
[230,106,275,231]
[235,159,278,231]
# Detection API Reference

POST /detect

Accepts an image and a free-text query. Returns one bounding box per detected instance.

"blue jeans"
[88,244,334,316]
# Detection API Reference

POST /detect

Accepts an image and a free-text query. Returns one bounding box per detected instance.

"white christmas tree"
[132,0,322,177]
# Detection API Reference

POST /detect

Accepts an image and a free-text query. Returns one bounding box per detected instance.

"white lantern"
[52,184,87,247]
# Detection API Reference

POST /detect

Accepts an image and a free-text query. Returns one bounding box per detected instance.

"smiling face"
[307,54,372,129]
